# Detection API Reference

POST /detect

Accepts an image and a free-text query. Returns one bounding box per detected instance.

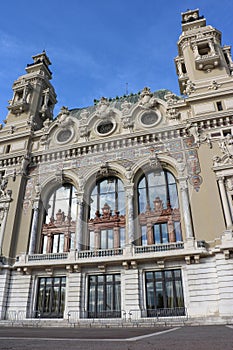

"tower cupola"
[5,51,57,130]
[175,9,233,95]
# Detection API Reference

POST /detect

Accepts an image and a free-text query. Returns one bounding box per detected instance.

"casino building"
[0,9,232,325]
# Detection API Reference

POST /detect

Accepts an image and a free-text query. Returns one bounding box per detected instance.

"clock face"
[56,129,72,143]
[141,112,158,126]
[97,121,114,135]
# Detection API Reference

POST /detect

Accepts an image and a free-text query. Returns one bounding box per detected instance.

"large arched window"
[88,177,125,250]
[137,169,182,246]
[40,184,77,253]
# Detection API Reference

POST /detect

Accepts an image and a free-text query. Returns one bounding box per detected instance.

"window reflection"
[88,274,121,318]
[88,177,126,250]
[40,184,77,253]
[90,178,125,219]
[145,269,185,317]
[137,170,182,246]
[36,277,66,318]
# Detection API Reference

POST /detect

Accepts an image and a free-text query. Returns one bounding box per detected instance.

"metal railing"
[128,307,188,324]
[67,309,127,327]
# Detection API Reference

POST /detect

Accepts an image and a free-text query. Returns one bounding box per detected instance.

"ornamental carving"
[166,107,180,122]
[183,80,196,96]
[139,87,158,109]
[0,176,12,200]
[139,197,181,244]
[208,80,221,90]
[89,203,125,226]
[95,97,114,119]
[56,106,73,128]
[218,134,233,158]
[121,100,132,115]
[121,115,134,131]
[79,110,90,139]
[225,177,233,191]
[42,209,76,253]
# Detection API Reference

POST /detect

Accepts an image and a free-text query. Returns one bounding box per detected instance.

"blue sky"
[0,0,232,122]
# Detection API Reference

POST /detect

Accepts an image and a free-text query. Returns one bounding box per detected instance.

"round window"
[141,112,159,126]
[56,129,72,143]
[97,121,114,135]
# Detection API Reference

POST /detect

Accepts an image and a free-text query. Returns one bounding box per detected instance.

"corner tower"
[5,51,57,131]
[175,9,233,95]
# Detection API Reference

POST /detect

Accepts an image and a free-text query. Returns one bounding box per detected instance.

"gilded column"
[218,177,232,229]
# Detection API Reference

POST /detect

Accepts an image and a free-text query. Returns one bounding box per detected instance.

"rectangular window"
[145,269,185,317]
[101,229,113,249]
[5,145,11,154]
[222,129,232,137]
[198,43,210,56]
[174,222,182,242]
[216,101,223,111]
[141,226,147,246]
[153,223,168,244]
[36,276,66,318]
[52,234,64,253]
[120,227,125,247]
[87,274,121,318]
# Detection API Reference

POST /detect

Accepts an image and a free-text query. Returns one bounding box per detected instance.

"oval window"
[141,112,158,126]
[57,129,72,143]
[97,121,114,135]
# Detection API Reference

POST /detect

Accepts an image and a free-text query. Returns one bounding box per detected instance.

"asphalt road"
[0,325,232,350]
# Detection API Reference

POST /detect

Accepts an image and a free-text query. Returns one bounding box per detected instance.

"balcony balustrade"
[14,241,188,267]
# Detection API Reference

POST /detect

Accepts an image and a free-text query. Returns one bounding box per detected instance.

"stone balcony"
[195,53,220,71]
[14,239,208,270]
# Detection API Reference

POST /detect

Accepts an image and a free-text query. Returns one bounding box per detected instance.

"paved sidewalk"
[0,325,232,350]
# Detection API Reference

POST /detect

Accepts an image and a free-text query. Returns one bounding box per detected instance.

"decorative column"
[176,59,183,76]
[28,201,40,254]
[218,177,232,229]
[95,228,101,250]
[75,194,84,251]
[0,188,12,255]
[125,185,134,244]
[180,179,194,239]
[147,223,153,245]
[192,43,200,59]
[0,206,10,254]
[113,226,120,248]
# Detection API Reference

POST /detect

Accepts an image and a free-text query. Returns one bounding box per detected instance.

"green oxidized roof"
[69,89,179,120]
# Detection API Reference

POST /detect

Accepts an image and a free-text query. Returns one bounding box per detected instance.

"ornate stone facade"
[0,9,232,325]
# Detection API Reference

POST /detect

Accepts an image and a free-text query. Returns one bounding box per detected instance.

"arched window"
[40,184,77,253]
[88,177,125,250]
[137,169,182,246]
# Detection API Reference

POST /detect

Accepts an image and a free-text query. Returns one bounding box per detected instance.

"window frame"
[137,169,182,246]
[87,274,121,318]
[88,177,126,250]
[145,269,185,317]
[40,183,77,254]
[35,276,66,318]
